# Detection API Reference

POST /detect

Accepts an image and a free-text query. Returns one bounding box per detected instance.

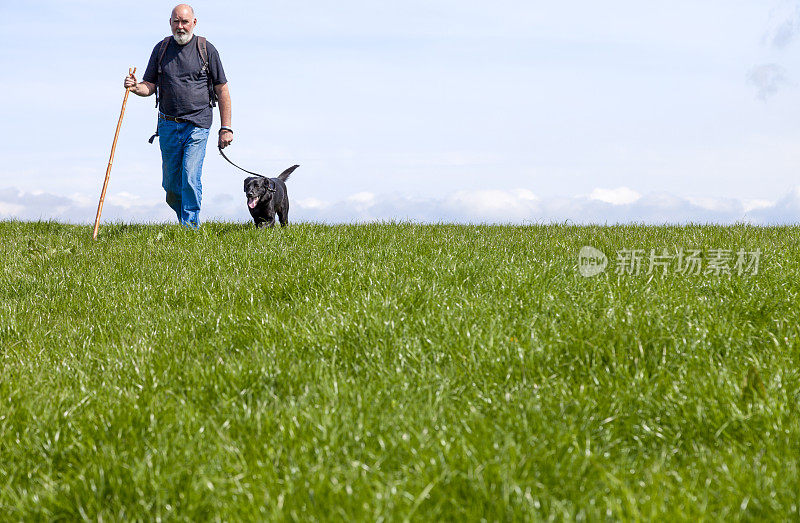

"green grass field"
[1,220,798,520]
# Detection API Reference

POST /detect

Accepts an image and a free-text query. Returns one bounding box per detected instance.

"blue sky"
[1,1,799,223]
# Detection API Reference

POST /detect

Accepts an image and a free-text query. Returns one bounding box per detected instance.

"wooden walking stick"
[92,67,136,240]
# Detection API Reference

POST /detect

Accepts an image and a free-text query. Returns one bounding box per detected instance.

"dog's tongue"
[248,197,258,209]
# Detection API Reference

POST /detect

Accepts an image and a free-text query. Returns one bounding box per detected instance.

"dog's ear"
[244,177,255,192]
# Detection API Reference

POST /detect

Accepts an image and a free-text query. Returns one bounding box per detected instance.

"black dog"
[244,165,299,227]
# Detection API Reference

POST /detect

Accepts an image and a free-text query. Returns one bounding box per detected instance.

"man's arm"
[130,81,156,97]
[215,83,232,149]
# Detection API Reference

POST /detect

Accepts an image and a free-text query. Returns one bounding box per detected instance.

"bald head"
[171,4,194,19]
[170,4,196,45]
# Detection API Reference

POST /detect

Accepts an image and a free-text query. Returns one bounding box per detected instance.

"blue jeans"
[158,118,210,228]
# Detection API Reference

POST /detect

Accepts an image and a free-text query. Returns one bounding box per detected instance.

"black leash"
[218,146,276,192]
[218,146,268,178]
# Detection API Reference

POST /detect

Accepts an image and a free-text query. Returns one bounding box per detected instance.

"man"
[124,4,232,229]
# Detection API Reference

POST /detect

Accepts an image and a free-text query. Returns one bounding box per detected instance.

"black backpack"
[153,35,217,109]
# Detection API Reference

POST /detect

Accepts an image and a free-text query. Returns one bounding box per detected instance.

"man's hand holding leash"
[218,128,233,149]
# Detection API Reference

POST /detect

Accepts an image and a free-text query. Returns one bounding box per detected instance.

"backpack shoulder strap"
[196,36,217,108]
[197,36,208,67]
[154,36,171,108]
[156,36,171,70]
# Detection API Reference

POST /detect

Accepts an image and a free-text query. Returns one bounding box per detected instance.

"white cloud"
[0,187,174,224]
[445,189,540,222]
[742,199,773,213]
[2,185,799,225]
[0,202,24,216]
[295,197,328,210]
[347,192,377,207]
[589,187,641,205]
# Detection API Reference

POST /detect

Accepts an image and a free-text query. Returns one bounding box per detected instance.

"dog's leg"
[277,198,289,227]
[265,211,276,228]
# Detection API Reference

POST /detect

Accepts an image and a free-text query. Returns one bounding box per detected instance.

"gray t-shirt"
[143,35,227,129]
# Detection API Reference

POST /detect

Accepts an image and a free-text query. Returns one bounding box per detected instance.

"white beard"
[173,30,192,45]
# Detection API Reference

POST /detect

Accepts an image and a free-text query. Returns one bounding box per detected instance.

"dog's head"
[243,176,275,209]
